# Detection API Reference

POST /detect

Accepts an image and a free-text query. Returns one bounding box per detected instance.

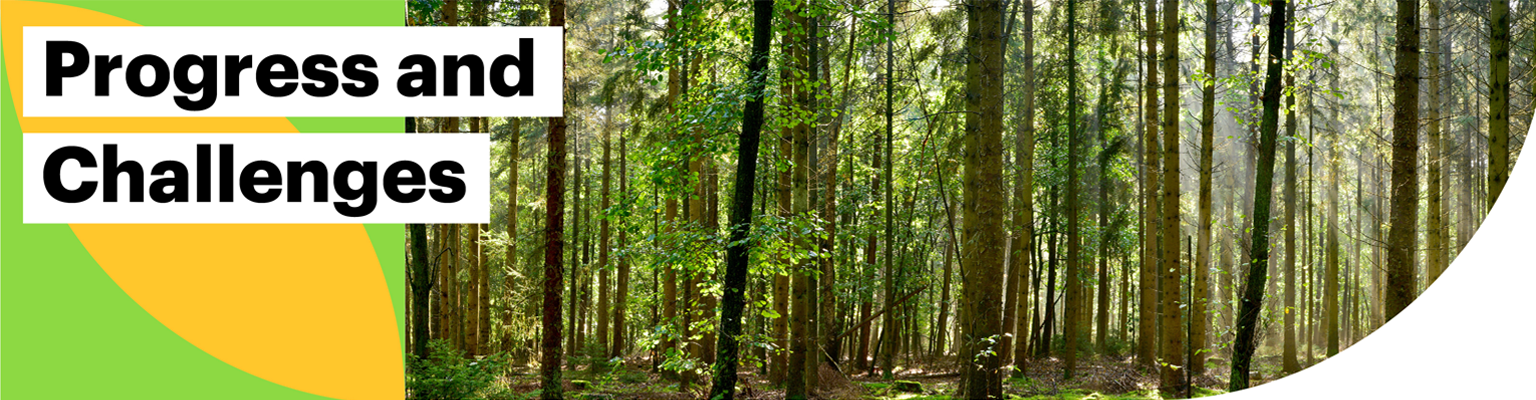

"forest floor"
[492,352,1309,399]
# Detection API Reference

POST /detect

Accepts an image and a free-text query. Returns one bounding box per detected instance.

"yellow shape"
[2,1,294,133]
[72,224,402,400]
[4,2,403,399]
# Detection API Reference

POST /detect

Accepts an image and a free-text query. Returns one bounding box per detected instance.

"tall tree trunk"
[960,0,1006,397]
[504,117,521,355]
[879,0,899,380]
[1193,0,1217,375]
[567,151,582,360]
[1012,0,1037,369]
[661,0,682,377]
[770,25,793,381]
[1385,0,1420,321]
[818,13,845,370]
[1138,0,1161,369]
[802,14,820,391]
[408,116,431,359]
[539,3,566,399]
[787,3,812,397]
[1324,31,1342,358]
[1063,0,1083,380]
[1424,0,1444,287]
[1228,0,1285,390]
[1158,0,1183,390]
[613,128,630,358]
[469,221,482,356]
[596,104,613,359]
[1281,0,1301,374]
[706,3,772,396]
[1489,0,1509,208]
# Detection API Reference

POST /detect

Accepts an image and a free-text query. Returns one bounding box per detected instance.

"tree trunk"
[706,2,772,395]
[595,103,613,359]
[960,0,1006,396]
[1138,0,1161,369]
[1158,0,1183,390]
[613,128,629,358]
[1227,0,1285,390]
[1385,0,1419,322]
[539,4,566,399]
[878,0,900,381]
[504,116,522,355]
[1012,0,1037,368]
[787,3,812,397]
[408,116,431,360]
[1063,0,1084,380]
[1489,0,1509,208]
[1281,0,1301,375]
[1191,0,1217,377]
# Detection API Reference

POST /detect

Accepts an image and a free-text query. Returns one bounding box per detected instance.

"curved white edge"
[1216,118,1536,399]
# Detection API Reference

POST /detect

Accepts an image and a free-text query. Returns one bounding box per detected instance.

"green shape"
[289,117,404,134]
[40,1,398,27]
[2,1,405,398]
[364,223,408,365]
[0,43,329,400]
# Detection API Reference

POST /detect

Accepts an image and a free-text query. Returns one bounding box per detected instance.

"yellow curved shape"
[4,2,403,399]
[71,224,402,400]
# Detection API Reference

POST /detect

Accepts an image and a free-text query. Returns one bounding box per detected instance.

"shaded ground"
[484,351,1320,399]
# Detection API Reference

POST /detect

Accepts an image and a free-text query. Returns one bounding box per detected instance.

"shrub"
[407,340,507,400]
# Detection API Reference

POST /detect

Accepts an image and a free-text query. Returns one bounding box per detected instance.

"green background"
[1,2,404,398]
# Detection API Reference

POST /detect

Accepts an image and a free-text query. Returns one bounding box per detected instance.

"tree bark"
[504,117,521,356]
[1228,0,1286,390]
[1138,0,1161,369]
[1062,0,1087,380]
[1385,0,1419,322]
[612,127,630,359]
[1012,0,1037,369]
[1279,0,1301,375]
[960,0,1006,397]
[1193,0,1217,376]
[540,3,566,399]
[707,2,772,396]
[1158,0,1183,390]
[1489,0,1509,208]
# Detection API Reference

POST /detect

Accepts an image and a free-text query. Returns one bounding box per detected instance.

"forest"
[402,0,1531,398]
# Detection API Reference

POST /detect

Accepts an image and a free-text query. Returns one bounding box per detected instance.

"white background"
[22,133,489,223]
[22,27,563,117]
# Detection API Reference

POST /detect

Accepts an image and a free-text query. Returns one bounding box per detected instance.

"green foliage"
[406,340,508,400]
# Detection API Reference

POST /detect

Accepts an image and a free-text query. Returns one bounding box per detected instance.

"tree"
[540,1,567,398]
[1228,0,1286,390]
[596,100,614,358]
[1193,0,1217,375]
[1138,0,1161,369]
[612,126,630,359]
[787,2,812,397]
[1425,0,1447,286]
[1281,0,1301,374]
[1011,0,1038,369]
[1488,0,1509,208]
[504,116,522,356]
[707,1,773,397]
[1158,0,1183,390]
[408,116,431,360]
[959,0,1006,397]
[1385,0,1419,321]
[1062,0,1083,379]
[1326,44,1340,357]
[879,0,900,381]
